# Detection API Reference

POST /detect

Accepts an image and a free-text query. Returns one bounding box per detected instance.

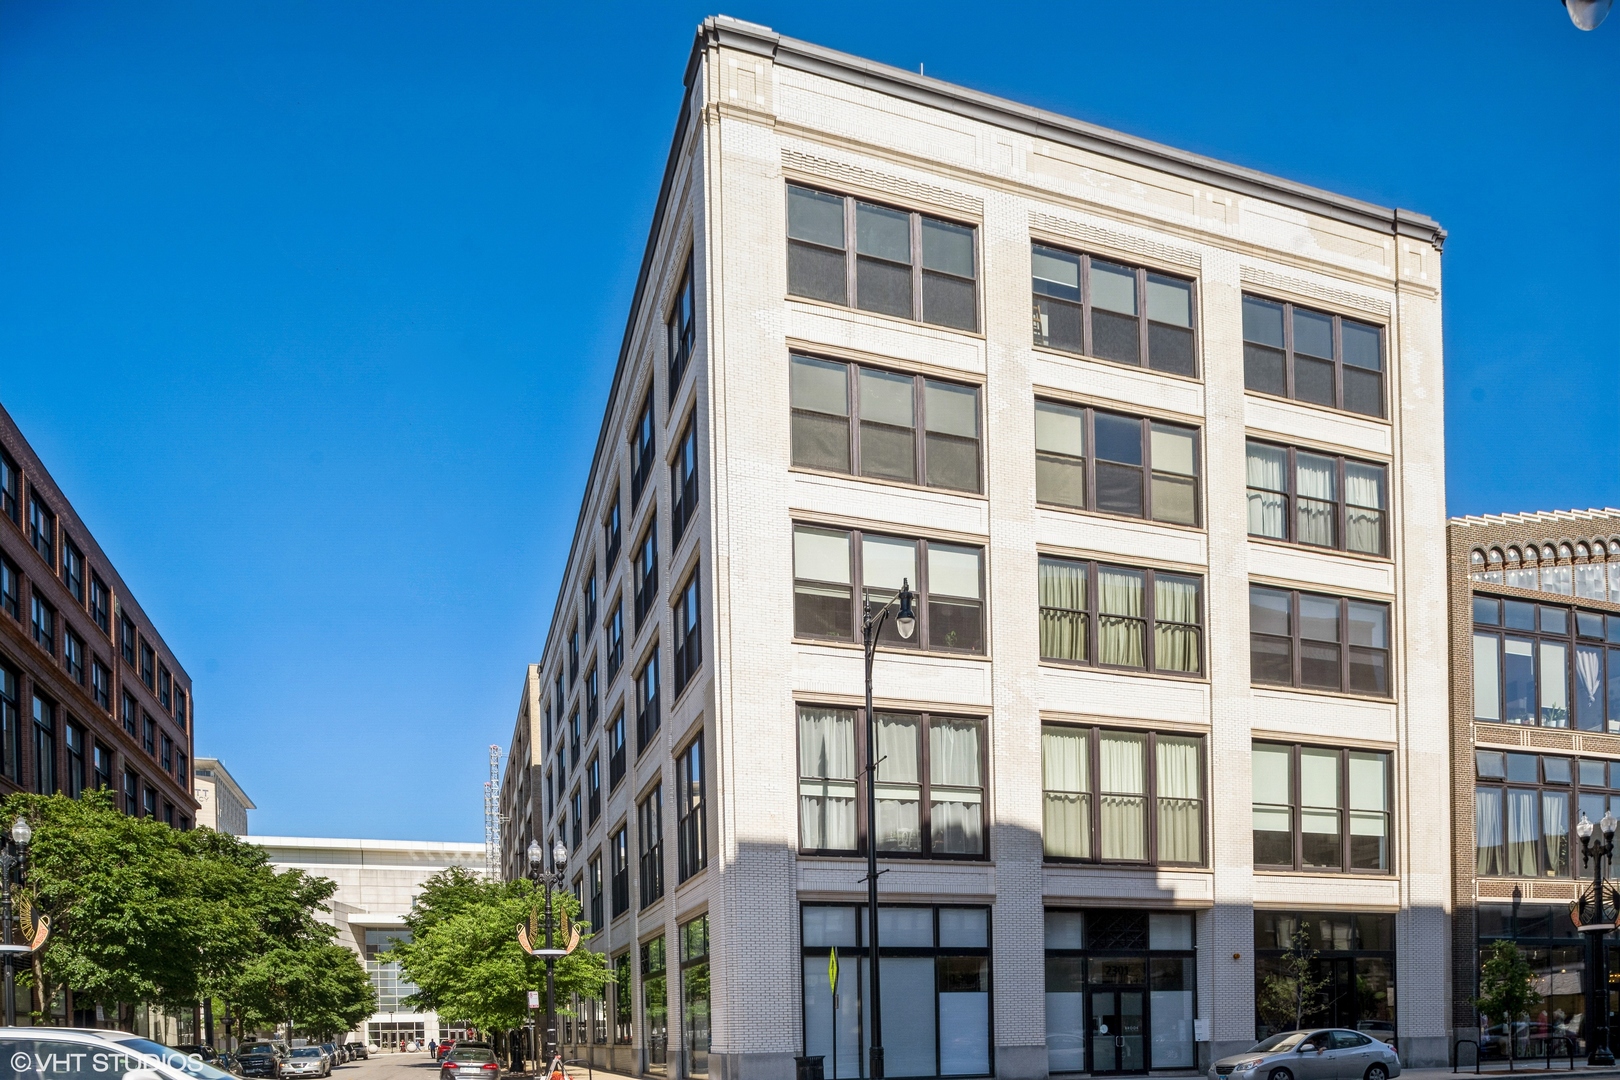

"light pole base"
[1590,1047,1617,1067]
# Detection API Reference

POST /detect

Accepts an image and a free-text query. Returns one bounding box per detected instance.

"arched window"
[1521,547,1536,566]
[1559,543,1573,560]
[1471,549,1485,567]
[1489,548,1505,566]
[1507,548,1522,566]
[1577,542,1591,560]
[1541,544,1556,561]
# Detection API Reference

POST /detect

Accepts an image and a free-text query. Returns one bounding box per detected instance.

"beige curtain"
[799,706,856,850]
[930,719,984,854]
[1155,736,1202,863]
[1042,726,1090,858]
[1099,732,1146,860]
[1153,575,1201,673]
[1098,568,1145,668]
[1039,559,1088,662]
[1245,442,1287,539]
[874,713,921,851]
[1295,453,1336,546]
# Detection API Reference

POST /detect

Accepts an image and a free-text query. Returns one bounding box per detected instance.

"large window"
[681,915,711,1080]
[65,721,84,798]
[609,710,626,789]
[636,647,661,753]
[1034,401,1199,525]
[1031,245,1197,376]
[642,935,669,1074]
[634,525,659,631]
[1251,742,1391,873]
[604,496,622,568]
[31,692,55,796]
[569,625,580,684]
[0,556,17,620]
[614,951,633,1044]
[787,185,978,332]
[1038,557,1202,675]
[1473,749,1620,879]
[91,659,110,710]
[638,784,664,909]
[1249,585,1390,696]
[121,691,137,737]
[1243,295,1384,418]
[1471,594,1620,731]
[1044,909,1196,1074]
[801,903,992,1080]
[30,592,54,655]
[27,492,54,568]
[64,628,84,685]
[0,450,15,523]
[606,602,624,683]
[0,663,20,785]
[668,253,695,400]
[611,826,630,918]
[61,538,83,604]
[792,525,985,653]
[1040,725,1204,865]
[631,394,656,506]
[797,704,986,858]
[1254,912,1394,1041]
[589,853,604,930]
[584,572,598,629]
[671,416,699,544]
[677,735,706,882]
[119,613,135,664]
[585,666,599,730]
[673,568,701,693]
[90,573,109,635]
[587,754,601,824]
[1245,441,1387,556]
[790,356,981,494]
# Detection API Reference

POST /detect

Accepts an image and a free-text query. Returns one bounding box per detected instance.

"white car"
[284,1046,334,1077]
[0,1028,240,1079]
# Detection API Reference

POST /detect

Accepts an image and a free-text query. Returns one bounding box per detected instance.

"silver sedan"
[1212,1029,1402,1080]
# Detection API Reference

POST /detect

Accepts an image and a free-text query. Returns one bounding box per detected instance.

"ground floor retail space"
[1475,901,1620,1059]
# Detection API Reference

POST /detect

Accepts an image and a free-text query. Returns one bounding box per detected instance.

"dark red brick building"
[0,402,194,824]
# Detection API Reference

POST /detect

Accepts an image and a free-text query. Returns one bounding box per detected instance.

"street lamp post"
[1575,810,1619,1066]
[861,579,916,1080]
[528,838,569,1069]
[0,817,33,1028]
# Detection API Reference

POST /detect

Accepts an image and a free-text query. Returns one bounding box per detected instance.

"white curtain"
[1098,569,1145,668]
[1541,791,1569,875]
[1506,789,1538,876]
[1294,453,1336,546]
[1578,646,1604,725]
[1155,736,1202,863]
[1245,443,1287,539]
[1099,732,1146,860]
[800,706,856,851]
[874,713,921,851]
[930,719,983,855]
[1344,463,1385,555]
[1153,576,1201,673]
[1476,787,1505,876]
[1039,559,1087,662]
[1042,726,1090,859]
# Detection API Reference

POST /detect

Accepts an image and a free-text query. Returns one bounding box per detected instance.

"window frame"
[1241,293,1387,419]
[1470,594,1617,730]
[611,825,631,918]
[61,536,84,604]
[1030,242,1200,377]
[634,523,659,632]
[1248,585,1393,698]
[89,573,109,635]
[1036,555,1205,677]
[1469,749,1608,880]
[630,393,657,507]
[0,450,16,524]
[1039,723,1207,867]
[119,613,135,665]
[30,590,55,656]
[1251,741,1394,875]
[1033,399,1201,527]
[677,733,707,882]
[0,662,19,787]
[638,783,665,909]
[1244,439,1389,558]
[635,644,661,755]
[588,753,601,824]
[786,184,980,332]
[671,414,699,545]
[609,709,626,789]
[0,556,18,620]
[673,565,702,694]
[64,627,85,685]
[589,852,604,930]
[606,601,624,683]
[91,657,111,711]
[27,490,55,569]
[604,496,622,568]
[31,691,56,796]
[668,252,696,402]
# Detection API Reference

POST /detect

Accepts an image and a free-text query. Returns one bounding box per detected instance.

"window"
[634,525,659,630]
[588,754,601,824]
[642,936,669,1071]
[1470,750,1619,879]
[65,721,84,798]
[671,416,699,544]
[1041,725,1204,864]
[631,395,656,506]
[1253,912,1395,1042]
[639,785,665,908]
[584,573,598,629]
[64,628,84,684]
[677,735,707,881]
[158,664,171,709]
[787,184,978,331]
[143,785,156,819]
[570,709,581,765]
[1249,586,1391,696]
[91,659,110,710]
[93,741,112,791]
[604,497,622,568]
[140,640,155,689]
[121,691,137,736]
[606,603,624,683]
[1033,401,1199,525]
[589,853,604,930]
[32,692,56,795]
[801,903,992,1079]
[1471,595,1620,731]
[0,450,15,523]
[611,826,630,917]
[792,525,985,653]
[177,752,187,786]
[1038,557,1203,675]
[1243,295,1384,417]
[673,568,702,693]
[161,733,173,773]
[609,710,626,788]
[30,592,55,655]
[1031,244,1197,376]
[61,537,83,603]
[0,663,20,786]
[124,768,138,815]
[669,253,695,399]
[1252,742,1391,872]
[174,688,187,730]
[0,556,17,620]
[680,915,711,1078]
[119,613,135,664]
[143,712,156,755]
[1245,441,1388,556]
[790,355,981,494]
[571,790,583,849]
[636,648,661,753]
[27,491,55,567]
[89,573,109,634]
[569,624,580,685]
[797,704,987,858]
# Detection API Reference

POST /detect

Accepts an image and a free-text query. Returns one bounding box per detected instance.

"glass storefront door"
[1088,989,1147,1074]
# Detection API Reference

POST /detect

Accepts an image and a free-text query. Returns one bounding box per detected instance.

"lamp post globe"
[1564,0,1613,30]
[1603,810,1618,838]
[1579,812,1596,840]
[526,840,543,870]
[553,839,568,869]
[10,818,30,847]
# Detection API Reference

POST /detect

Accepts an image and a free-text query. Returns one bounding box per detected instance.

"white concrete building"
[194,757,255,835]
[506,17,1450,1079]
[253,835,486,1050]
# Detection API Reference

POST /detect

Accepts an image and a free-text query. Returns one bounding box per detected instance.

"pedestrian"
[429,1039,438,1059]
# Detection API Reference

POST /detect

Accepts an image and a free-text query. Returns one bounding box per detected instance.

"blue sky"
[0,1,1614,840]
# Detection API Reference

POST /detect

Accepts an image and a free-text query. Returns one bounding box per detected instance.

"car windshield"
[292,1048,323,1057]
[1252,1032,1309,1052]
[451,1049,495,1062]
[241,1044,276,1054]
[104,1037,239,1079]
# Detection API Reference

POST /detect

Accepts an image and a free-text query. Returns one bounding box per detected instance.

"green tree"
[388,867,609,1036]
[1257,921,1329,1033]
[1475,940,1542,1060]
[235,941,374,1042]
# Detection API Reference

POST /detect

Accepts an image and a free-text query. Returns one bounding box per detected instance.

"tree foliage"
[388,867,609,1035]
[234,941,374,1040]
[1256,920,1329,1033]
[1475,939,1543,1042]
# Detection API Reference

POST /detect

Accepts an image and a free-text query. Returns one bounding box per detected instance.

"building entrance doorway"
[1088,988,1147,1074]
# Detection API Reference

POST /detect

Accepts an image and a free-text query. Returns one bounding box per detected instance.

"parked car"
[319,1042,339,1065]
[436,1039,457,1061]
[441,1045,502,1079]
[177,1044,220,1062]
[1211,1029,1403,1080]
[215,1052,245,1076]
[237,1040,285,1078]
[0,1027,244,1079]
[345,1041,369,1060]
[283,1046,333,1078]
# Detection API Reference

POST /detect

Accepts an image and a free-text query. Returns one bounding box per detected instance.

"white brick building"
[504,16,1451,1079]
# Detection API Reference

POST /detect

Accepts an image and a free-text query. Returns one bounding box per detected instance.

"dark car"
[216,1053,245,1076]
[344,1042,368,1060]
[177,1044,220,1063]
[441,1045,501,1079]
[237,1041,285,1079]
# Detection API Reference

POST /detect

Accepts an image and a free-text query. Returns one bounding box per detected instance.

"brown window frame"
[1249,585,1392,698]
[667,252,695,403]
[1242,293,1386,419]
[1251,740,1394,875]
[1033,399,1201,526]
[1030,242,1199,377]
[1036,555,1205,676]
[1244,440,1389,557]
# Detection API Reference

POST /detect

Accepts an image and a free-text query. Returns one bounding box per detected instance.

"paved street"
[326,1054,638,1080]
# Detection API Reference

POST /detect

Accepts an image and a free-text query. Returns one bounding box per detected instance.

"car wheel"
[1269,1069,1294,1080]
[1366,1066,1389,1080]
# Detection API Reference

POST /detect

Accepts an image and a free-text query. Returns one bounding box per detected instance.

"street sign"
[528,990,541,1009]
[828,947,838,995]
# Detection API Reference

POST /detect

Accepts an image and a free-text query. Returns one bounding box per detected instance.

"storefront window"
[642,935,668,1076]
[1043,908,1196,1074]
[801,903,992,1079]
[1254,912,1395,1042]
[1476,903,1598,1056]
[682,915,711,1079]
